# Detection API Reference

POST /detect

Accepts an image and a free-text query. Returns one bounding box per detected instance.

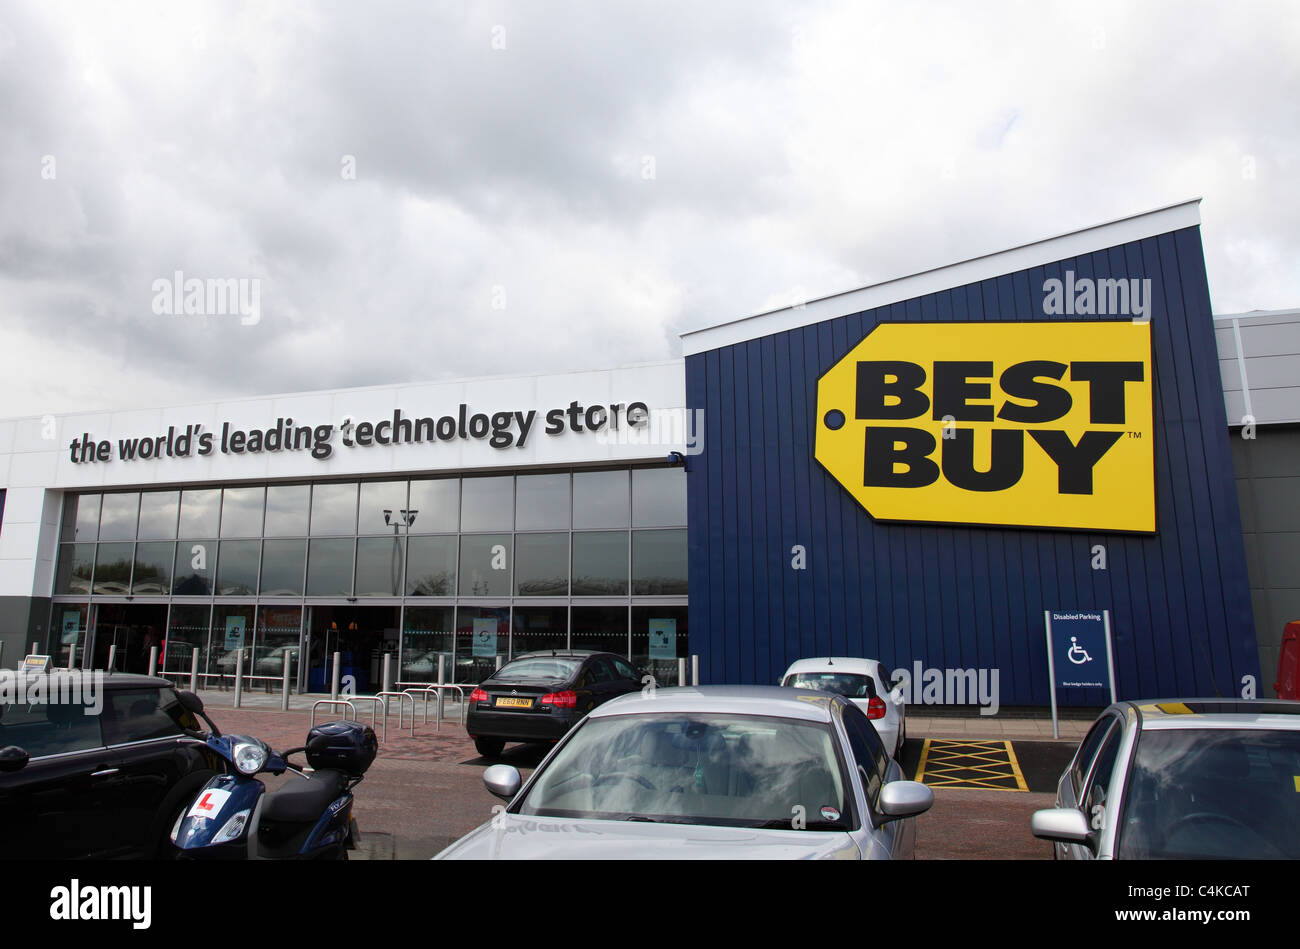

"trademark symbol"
[1126,431,1142,439]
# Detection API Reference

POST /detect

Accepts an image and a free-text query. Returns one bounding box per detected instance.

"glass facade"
[50,467,687,685]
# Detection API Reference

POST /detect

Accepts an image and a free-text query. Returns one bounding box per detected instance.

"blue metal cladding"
[685,226,1259,705]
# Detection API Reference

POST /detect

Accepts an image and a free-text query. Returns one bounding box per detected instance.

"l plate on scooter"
[186,788,233,820]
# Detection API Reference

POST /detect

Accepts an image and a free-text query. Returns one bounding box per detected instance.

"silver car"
[1031,698,1300,859]
[436,685,933,859]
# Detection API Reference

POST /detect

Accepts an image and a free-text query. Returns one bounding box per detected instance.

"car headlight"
[232,739,269,776]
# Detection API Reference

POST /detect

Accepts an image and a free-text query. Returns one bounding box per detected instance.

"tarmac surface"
[195,688,1088,859]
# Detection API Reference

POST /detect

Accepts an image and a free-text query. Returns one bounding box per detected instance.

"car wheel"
[474,737,505,758]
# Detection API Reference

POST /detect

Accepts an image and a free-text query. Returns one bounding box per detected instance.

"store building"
[0,198,1291,706]
[0,363,693,688]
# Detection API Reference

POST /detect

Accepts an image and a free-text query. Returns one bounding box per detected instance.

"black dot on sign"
[824,409,845,430]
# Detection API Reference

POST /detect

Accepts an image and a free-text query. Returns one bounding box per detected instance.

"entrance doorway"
[305,606,399,694]
[91,604,169,674]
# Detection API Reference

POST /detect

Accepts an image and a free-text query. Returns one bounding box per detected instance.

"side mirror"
[878,780,933,819]
[483,764,522,801]
[0,746,30,773]
[1030,808,1092,845]
[177,691,204,715]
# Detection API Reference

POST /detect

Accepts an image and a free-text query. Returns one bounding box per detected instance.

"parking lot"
[203,694,1084,859]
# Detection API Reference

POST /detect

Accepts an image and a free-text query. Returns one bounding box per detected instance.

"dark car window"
[492,657,581,682]
[0,699,103,758]
[841,704,890,808]
[1082,723,1123,832]
[611,658,638,682]
[1117,727,1300,859]
[1070,715,1118,797]
[587,659,616,685]
[102,688,190,745]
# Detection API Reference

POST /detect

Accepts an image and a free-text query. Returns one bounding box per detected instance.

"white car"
[779,658,906,758]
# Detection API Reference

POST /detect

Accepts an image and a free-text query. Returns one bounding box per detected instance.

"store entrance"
[304,606,399,695]
[90,603,169,674]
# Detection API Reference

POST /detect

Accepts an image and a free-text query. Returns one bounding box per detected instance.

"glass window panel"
[401,606,455,683]
[406,535,457,596]
[461,476,513,532]
[359,481,409,536]
[512,606,568,655]
[514,533,569,596]
[458,534,511,596]
[355,536,405,596]
[260,539,306,596]
[573,471,629,528]
[407,479,458,533]
[165,604,210,672]
[137,491,180,539]
[131,542,174,595]
[631,529,688,595]
[173,540,216,595]
[571,606,628,656]
[179,489,221,537]
[255,606,302,681]
[54,543,94,595]
[311,483,358,535]
[264,484,310,536]
[307,538,354,596]
[632,606,688,686]
[92,542,134,594]
[633,467,687,527]
[455,606,509,682]
[572,531,628,595]
[211,605,256,679]
[515,474,570,530]
[61,494,100,542]
[221,486,265,537]
[216,540,260,595]
[98,493,140,541]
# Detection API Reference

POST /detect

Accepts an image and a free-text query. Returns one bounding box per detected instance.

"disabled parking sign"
[1045,610,1117,738]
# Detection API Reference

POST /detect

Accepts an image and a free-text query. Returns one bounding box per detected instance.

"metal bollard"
[190,648,199,693]
[147,646,158,678]
[30,641,37,657]
[495,654,503,671]
[331,652,341,701]
[437,654,446,720]
[108,644,117,673]
[382,652,393,695]
[677,657,687,688]
[691,655,699,686]
[282,651,292,711]
[233,649,244,709]
[67,645,75,669]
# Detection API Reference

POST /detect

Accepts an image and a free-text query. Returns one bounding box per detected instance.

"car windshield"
[517,713,851,830]
[492,657,581,681]
[1116,727,1300,859]
[783,672,876,700]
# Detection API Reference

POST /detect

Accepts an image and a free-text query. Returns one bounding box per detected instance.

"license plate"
[495,697,533,709]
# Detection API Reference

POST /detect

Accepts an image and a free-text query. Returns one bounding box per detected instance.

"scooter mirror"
[0,746,30,773]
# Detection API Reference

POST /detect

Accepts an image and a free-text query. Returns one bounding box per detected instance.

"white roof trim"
[681,198,1203,356]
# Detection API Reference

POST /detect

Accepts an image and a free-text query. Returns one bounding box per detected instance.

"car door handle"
[91,768,120,778]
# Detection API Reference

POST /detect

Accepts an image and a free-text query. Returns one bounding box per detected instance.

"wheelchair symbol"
[1067,636,1093,665]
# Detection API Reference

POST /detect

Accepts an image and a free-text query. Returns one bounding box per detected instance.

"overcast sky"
[1,1,1297,419]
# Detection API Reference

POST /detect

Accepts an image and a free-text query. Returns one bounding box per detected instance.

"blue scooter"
[169,693,377,860]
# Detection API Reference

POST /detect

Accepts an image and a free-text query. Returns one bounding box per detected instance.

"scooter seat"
[261,770,348,824]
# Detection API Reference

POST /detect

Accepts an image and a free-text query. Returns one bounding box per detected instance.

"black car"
[0,672,220,859]
[467,651,644,757]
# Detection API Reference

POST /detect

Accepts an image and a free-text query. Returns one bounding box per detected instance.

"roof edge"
[681,198,1203,357]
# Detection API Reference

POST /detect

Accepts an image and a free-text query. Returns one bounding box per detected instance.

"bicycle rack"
[310,699,358,730]
[403,684,467,729]
[375,691,416,740]
[345,696,385,741]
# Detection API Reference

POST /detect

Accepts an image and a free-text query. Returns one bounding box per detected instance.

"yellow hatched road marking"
[914,738,1028,792]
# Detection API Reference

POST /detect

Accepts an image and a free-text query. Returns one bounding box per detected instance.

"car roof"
[1120,698,1300,730]
[782,657,881,676]
[591,685,840,723]
[12,672,173,691]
